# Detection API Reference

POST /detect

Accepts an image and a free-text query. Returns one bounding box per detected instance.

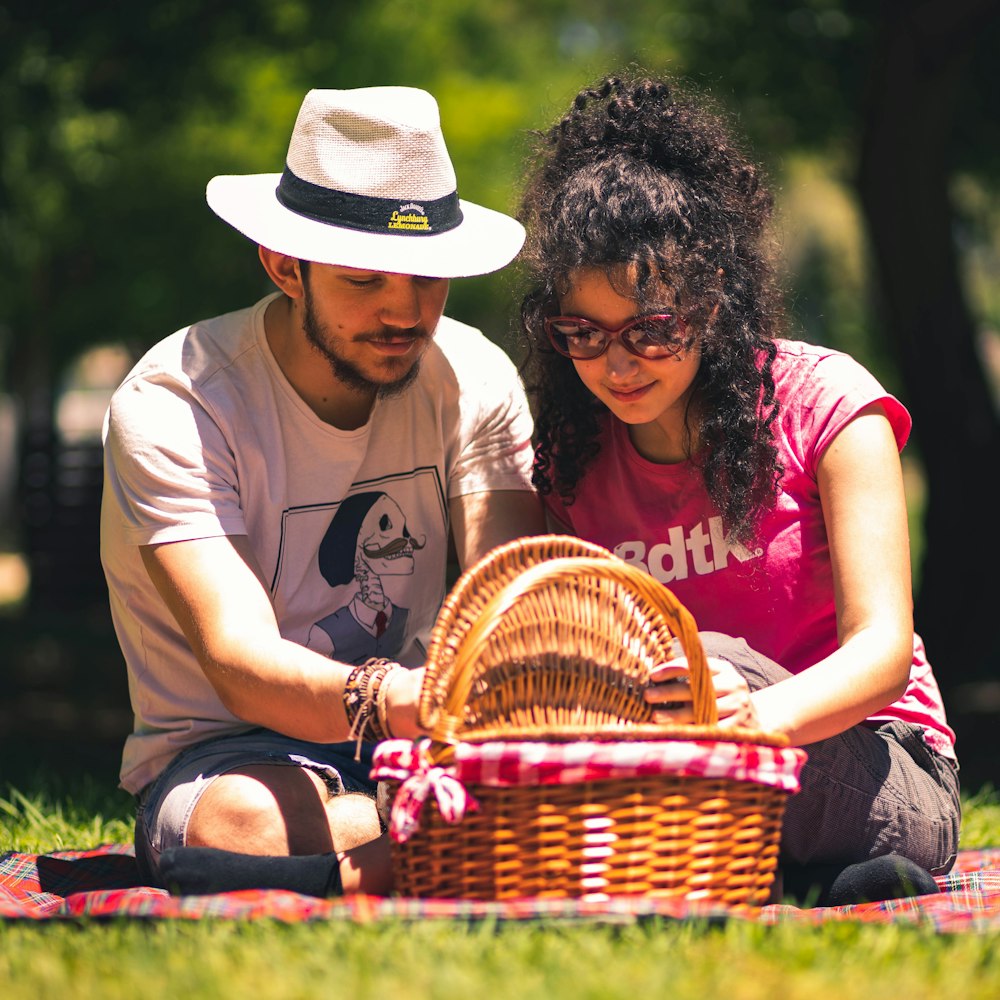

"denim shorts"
[134,729,377,885]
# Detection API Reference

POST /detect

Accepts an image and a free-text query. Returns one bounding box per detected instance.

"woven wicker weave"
[392,534,794,908]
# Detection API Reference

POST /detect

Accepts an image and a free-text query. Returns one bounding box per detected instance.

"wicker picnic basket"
[382,535,803,909]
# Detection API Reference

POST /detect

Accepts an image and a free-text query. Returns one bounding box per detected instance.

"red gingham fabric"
[370,739,479,843]
[450,738,806,791]
[370,738,805,843]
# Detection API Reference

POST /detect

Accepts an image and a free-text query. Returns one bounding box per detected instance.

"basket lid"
[419,535,719,744]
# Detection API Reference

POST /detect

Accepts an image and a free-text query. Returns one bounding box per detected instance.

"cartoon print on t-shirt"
[308,491,426,664]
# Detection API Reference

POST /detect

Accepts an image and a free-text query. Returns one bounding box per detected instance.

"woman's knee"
[697,631,790,690]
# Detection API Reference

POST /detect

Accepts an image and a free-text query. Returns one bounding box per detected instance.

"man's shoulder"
[433,314,496,349]
[430,315,518,379]
[120,295,273,393]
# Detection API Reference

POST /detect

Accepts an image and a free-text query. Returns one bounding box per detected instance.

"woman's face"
[558,268,702,461]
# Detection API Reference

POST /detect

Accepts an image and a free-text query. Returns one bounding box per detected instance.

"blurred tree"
[856,1,999,691]
[1,1,313,400]
[0,0,305,606]
[0,1,996,684]
[652,0,1000,691]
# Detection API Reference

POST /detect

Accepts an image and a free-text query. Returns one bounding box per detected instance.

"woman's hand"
[644,659,695,723]
[706,657,760,730]
[645,654,759,730]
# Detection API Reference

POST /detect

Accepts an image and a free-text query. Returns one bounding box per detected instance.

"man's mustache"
[363,535,426,558]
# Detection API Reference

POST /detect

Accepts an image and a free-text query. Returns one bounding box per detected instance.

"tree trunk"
[857,0,1000,693]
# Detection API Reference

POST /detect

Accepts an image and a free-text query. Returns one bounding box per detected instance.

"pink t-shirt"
[544,340,955,757]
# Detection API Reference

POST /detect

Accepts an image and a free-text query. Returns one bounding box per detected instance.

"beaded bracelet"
[366,665,393,742]
[343,657,400,757]
[375,666,397,741]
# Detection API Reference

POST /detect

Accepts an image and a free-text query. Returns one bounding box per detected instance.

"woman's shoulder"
[768,339,911,453]
[770,338,890,400]
[771,338,864,377]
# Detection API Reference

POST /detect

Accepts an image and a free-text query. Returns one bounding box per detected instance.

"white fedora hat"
[206,86,525,279]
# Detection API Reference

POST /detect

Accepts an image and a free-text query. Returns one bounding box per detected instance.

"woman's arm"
[749,402,915,744]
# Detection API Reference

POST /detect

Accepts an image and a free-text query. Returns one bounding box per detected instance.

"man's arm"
[448,489,545,570]
[140,534,423,741]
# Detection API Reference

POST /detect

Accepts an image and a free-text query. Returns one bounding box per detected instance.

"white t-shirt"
[101,293,535,793]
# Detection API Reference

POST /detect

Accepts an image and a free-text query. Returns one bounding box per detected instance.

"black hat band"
[276,166,464,237]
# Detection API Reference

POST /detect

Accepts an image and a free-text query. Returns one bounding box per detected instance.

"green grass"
[0,777,133,855]
[0,918,997,1000]
[960,785,1000,850]
[1,780,998,1000]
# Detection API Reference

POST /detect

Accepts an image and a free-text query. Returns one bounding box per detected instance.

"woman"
[518,73,960,903]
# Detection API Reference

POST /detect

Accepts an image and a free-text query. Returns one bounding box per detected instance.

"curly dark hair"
[518,72,784,545]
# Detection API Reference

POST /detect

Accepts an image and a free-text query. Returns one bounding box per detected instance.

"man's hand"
[383,666,425,739]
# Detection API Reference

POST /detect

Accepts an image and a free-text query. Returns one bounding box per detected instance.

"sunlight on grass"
[960,784,1000,849]
[0,916,999,1000]
[0,777,133,853]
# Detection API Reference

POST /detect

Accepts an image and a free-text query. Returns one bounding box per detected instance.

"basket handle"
[432,555,717,742]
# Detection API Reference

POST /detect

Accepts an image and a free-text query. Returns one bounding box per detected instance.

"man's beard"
[301,286,423,400]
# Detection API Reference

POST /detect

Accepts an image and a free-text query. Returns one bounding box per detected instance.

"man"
[101,86,543,897]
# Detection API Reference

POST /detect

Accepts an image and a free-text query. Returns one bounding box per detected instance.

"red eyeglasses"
[543,313,688,360]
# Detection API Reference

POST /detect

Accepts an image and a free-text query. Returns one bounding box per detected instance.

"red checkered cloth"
[370,738,807,844]
[1,844,998,929]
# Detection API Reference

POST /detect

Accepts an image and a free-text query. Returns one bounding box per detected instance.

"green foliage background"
[4,0,997,387]
[1,1,998,699]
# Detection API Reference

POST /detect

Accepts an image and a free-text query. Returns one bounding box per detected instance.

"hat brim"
[206,174,525,279]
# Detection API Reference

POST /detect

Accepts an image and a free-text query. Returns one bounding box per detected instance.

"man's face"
[301,263,450,398]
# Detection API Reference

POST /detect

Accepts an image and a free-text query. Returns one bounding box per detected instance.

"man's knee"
[187,765,333,855]
[327,792,382,854]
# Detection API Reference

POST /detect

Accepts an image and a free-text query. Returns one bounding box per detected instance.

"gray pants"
[702,632,961,875]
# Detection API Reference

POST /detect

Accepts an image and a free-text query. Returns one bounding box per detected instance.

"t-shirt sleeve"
[447,337,535,498]
[792,351,912,477]
[103,373,247,546]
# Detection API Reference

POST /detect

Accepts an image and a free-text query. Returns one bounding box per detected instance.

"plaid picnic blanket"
[2,844,998,930]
